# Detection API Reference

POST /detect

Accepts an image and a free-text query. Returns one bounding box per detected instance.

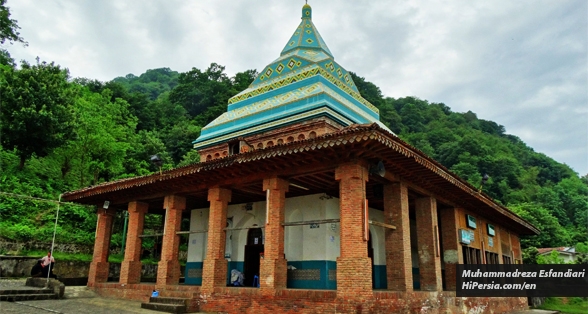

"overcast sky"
[5,0,587,175]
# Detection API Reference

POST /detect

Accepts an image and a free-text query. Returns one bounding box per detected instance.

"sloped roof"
[63,123,539,236]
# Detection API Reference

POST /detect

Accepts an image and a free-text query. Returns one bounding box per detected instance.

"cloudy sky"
[5,0,587,175]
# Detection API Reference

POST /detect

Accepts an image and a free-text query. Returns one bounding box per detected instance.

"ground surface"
[0,278,203,314]
[1,278,560,314]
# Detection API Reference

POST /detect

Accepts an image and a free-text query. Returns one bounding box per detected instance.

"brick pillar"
[415,196,442,291]
[120,201,148,284]
[157,195,186,286]
[88,207,115,286]
[335,162,372,298]
[439,207,462,291]
[260,177,289,294]
[201,187,231,293]
[383,182,413,291]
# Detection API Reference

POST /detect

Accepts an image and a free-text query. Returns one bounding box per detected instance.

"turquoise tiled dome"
[194,4,391,150]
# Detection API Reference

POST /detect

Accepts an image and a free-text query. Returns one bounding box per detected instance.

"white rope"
[46,194,62,285]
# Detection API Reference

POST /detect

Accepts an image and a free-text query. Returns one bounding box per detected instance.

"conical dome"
[193,4,391,150]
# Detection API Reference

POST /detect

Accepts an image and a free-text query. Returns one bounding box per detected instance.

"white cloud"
[6,0,587,174]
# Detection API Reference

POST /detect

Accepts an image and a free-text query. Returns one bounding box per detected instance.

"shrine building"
[62,4,539,313]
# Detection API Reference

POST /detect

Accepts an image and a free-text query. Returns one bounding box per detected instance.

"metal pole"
[121,211,129,256]
[46,194,62,286]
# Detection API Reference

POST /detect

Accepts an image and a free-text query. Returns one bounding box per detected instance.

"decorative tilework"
[328,269,337,281]
[187,268,203,278]
[280,5,333,57]
[288,269,321,281]
[229,66,377,114]
[194,107,354,149]
[265,68,273,77]
[194,3,390,149]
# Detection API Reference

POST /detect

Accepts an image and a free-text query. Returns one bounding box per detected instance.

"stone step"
[0,293,57,302]
[0,288,54,295]
[149,296,188,305]
[141,302,187,313]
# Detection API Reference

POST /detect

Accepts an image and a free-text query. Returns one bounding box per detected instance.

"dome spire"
[302,2,312,19]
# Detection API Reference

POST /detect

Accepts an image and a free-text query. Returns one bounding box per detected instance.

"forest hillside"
[0,1,585,260]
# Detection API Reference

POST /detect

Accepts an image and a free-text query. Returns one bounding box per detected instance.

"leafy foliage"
[0,54,584,253]
[0,60,74,169]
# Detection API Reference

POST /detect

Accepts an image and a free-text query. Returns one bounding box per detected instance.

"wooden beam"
[176,230,208,235]
[369,220,396,230]
[138,233,163,238]
[282,219,340,226]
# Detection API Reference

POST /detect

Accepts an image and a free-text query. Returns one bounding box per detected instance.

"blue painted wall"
[184,262,203,285]
[185,261,418,290]
[286,260,336,290]
[373,265,387,289]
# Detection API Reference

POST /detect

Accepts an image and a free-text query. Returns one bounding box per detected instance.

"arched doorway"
[243,228,264,287]
[367,231,375,289]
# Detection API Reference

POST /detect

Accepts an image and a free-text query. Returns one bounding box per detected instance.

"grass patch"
[17,250,93,262]
[538,297,588,314]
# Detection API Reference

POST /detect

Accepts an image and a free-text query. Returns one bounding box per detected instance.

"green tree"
[0,0,26,45]
[65,87,137,186]
[0,60,73,169]
[510,203,570,248]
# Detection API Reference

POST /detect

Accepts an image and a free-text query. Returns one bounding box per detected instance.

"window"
[287,136,294,143]
[487,224,495,236]
[502,255,512,264]
[229,141,240,155]
[277,138,284,145]
[462,246,482,264]
[267,141,274,147]
[298,134,305,140]
[466,214,477,229]
[485,252,499,264]
[309,131,316,139]
[257,143,263,149]
[206,155,212,161]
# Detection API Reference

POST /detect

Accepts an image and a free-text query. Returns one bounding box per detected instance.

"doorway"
[367,231,375,289]
[243,228,264,287]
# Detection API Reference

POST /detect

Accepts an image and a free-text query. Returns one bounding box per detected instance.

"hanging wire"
[46,194,62,286]
[0,191,93,207]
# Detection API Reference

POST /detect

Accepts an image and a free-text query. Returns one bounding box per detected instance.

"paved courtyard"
[1,279,557,313]
[0,278,201,314]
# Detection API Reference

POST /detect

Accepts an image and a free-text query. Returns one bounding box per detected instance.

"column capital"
[128,201,149,214]
[207,187,232,203]
[263,177,289,192]
[334,161,369,182]
[164,194,186,211]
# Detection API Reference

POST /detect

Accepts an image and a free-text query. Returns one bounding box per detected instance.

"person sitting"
[40,252,57,279]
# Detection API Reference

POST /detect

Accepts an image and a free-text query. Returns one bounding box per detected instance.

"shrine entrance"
[243,228,264,287]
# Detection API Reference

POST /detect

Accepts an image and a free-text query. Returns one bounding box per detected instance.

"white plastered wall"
[187,193,387,265]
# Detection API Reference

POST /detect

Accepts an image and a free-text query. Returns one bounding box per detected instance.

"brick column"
[260,177,289,294]
[383,182,413,291]
[120,201,148,284]
[335,162,372,298]
[88,207,115,286]
[415,196,442,291]
[201,187,231,293]
[439,207,462,291]
[157,195,186,286]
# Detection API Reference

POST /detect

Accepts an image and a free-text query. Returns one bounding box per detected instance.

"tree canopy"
[0,55,585,254]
